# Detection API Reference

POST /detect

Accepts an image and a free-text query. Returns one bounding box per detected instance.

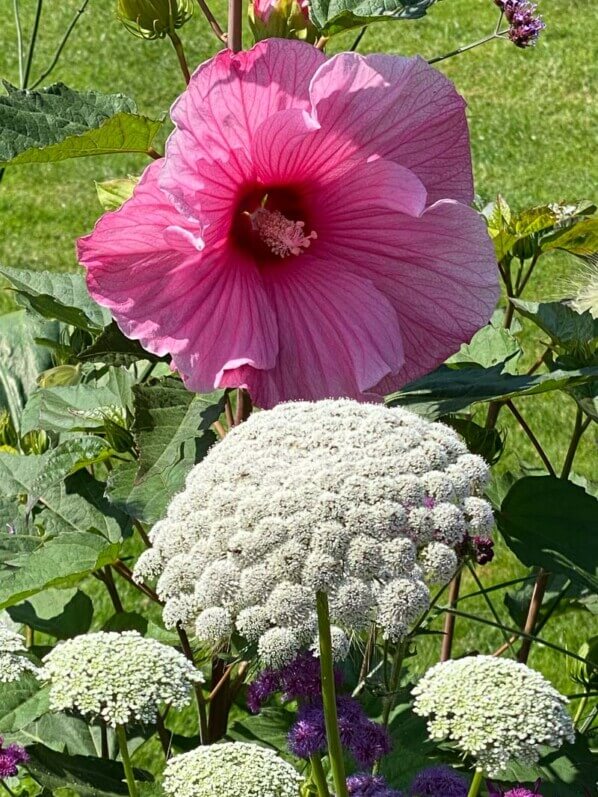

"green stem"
[467,769,484,797]
[561,407,591,479]
[1,781,17,797]
[23,0,43,88]
[466,562,514,654]
[116,725,138,797]
[310,754,331,797]
[13,0,24,88]
[30,0,90,89]
[316,592,348,797]
[380,641,407,729]
[440,607,593,666]
[428,33,500,65]
[505,400,555,476]
[168,31,191,84]
[573,695,589,728]
[350,26,368,51]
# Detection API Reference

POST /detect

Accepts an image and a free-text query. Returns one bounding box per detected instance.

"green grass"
[1,0,597,698]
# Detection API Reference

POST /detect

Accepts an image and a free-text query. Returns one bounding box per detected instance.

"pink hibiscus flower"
[78,40,499,408]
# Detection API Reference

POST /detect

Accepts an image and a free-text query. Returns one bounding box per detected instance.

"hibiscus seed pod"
[248,0,317,45]
[117,0,193,40]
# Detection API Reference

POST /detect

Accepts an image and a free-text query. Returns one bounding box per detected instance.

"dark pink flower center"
[230,184,317,263]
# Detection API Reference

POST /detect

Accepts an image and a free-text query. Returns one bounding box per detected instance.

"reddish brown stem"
[517,569,549,663]
[196,0,227,43]
[227,0,242,52]
[441,571,461,661]
[208,656,231,741]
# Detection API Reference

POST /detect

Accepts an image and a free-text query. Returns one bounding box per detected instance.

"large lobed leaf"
[0,82,162,167]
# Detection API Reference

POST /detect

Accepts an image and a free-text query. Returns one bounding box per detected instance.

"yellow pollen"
[249,207,317,258]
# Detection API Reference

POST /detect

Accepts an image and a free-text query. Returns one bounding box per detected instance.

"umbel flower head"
[0,626,39,683]
[78,39,498,408]
[163,741,302,797]
[412,656,575,776]
[41,631,203,727]
[134,400,494,666]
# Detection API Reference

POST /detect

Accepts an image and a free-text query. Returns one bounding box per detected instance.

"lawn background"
[0,0,596,696]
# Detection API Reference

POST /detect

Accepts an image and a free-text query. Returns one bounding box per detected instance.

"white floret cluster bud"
[412,655,575,776]
[40,631,204,727]
[134,400,493,665]
[0,626,39,683]
[163,741,302,797]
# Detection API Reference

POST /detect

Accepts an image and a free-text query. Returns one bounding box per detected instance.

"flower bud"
[117,0,193,40]
[248,0,317,44]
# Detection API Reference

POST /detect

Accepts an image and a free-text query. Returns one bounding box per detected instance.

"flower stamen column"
[316,591,348,797]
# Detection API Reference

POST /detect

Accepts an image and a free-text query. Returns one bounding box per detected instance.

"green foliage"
[309,0,437,35]
[498,476,598,591]
[0,83,162,167]
[95,177,139,212]
[7,588,94,639]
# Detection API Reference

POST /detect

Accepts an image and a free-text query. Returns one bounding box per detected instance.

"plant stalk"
[116,725,138,797]
[196,0,227,43]
[517,569,549,663]
[310,754,331,797]
[23,0,43,88]
[227,0,242,52]
[168,31,191,84]
[428,33,501,65]
[176,624,209,744]
[467,768,484,797]
[316,591,348,797]
[561,407,591,479]
[441,571,461,661]
[30,0,90,89]
[13,0,24,88]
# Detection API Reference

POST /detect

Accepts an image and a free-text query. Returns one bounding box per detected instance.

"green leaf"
[7,588,93,639]
[0,82,161,167]
[0,673,47,735]
[448,323,521,372]
[443,417,504,464]
[386,363,598,419]
[95,176,139,211]
[496,737,596,797]
[0,311,56,429]
[26,745,151,796]
[0,267,110,331]
[309,0,438,35]
[21,381,129,435]
[107,380,225,523]
[0,451,47,498]
[28,437,115,500]
[498,476,598,591]
[0,529,120,610]
[79,322,167,367]
[543,217,598,256]
[511,299,598,345]
[228,706,295,752]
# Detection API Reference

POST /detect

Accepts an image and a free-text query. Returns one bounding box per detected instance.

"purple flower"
[288,696,391,767]
[488,780,543,797]
[247,651,343,713]
[472,535,495,564]
[0,736,28,779]
[410,765,468,796]
[347,773,403,796]
[495,0,545,47]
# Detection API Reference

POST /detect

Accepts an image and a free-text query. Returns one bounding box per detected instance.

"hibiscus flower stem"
[316,591,349,797]
[227,0,243,52]
[169,31,191,84]
[195,0,227,43]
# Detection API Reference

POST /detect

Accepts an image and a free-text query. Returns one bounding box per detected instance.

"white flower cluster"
[0,626,39,683]
[41,631,203,727]
[412,655,575,776]
[163,742,302,797]
[135,400,493,666]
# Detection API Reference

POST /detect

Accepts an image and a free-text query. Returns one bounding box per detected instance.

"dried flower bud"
[117,0,193,39]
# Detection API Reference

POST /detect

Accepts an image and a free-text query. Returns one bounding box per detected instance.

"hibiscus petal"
[78,160,278,389]
[219,258,404,408]
[310,53,473,205]
[321,199,499,391]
